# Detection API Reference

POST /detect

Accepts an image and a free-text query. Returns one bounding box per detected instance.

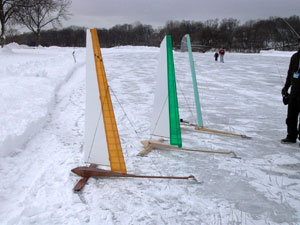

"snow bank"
[5,42,32,50]
[108,45,159,53]
[0,44,85,157]
[260,49,295,57]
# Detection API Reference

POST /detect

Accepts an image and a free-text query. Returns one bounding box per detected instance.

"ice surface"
[0,44,299,225]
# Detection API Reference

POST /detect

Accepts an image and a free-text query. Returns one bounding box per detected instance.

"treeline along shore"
[7,16,300,52]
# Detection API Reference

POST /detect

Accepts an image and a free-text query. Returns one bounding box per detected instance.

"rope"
[110,86,163,175]
[281,18,300,39]
[176,74,197,124]
[87,79,110,162]
[87,112,102,162]
[150,94,169,141]
[110,88,141,139]
[274,60,285,85]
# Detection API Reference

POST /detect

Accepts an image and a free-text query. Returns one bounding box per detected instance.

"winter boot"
[281,137,296,144]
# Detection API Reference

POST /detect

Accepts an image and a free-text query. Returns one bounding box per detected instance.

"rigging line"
[145,104,166,176]
[109,85,152,167]
[150,93,169,141]
[150,75,183,158]
[281,18,300,39]
[108,88,166,175]
[274,60,284,85]
[87,111,102,162]
[87,75,113,163]
[151,66,185,141]
[110,87,141,139]
[89,80,132,165]
[176,76,197,123]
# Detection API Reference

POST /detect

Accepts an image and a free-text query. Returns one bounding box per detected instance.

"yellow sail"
[90,29,127,173]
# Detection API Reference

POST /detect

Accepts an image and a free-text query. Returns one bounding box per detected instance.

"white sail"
[84,30,110,166]
[150,36,170,138]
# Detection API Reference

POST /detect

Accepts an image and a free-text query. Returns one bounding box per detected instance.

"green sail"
[185,34,203,127]
[166,35,182,147]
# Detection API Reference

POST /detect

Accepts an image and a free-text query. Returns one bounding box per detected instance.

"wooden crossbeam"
[181,122,251,139]
[138,139,237,157]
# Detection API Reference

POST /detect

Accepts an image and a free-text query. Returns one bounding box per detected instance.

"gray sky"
[63,0,300,29]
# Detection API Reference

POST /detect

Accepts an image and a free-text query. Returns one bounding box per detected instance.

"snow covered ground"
[0,43,300,225]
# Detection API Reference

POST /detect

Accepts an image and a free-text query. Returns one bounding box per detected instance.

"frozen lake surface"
[0,44,299,225]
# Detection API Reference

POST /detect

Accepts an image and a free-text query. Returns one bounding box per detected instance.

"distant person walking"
[281,38,300,144]
[214,52,219,61]
[219,48,225,63]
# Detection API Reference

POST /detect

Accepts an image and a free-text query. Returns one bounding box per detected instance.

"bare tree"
[0,0,27,47]
[15,0,71,46]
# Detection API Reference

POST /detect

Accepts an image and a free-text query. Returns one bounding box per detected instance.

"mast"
[185,34,203,127]
[90,29,127,173]
[85,29,126,173]
[166,35,182,147]
[179,35,251,138]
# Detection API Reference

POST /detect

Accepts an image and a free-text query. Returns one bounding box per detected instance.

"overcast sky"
[63,0,300,29]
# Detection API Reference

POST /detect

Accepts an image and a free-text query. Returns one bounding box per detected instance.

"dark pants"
[286,94,300,140]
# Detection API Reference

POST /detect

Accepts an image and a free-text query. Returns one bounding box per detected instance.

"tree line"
[1,0,299,52]
[7,15,300,52]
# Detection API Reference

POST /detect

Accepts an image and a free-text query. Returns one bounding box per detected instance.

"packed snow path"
[0,45,300,225]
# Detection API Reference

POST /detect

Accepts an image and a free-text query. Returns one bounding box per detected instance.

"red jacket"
[219,49,225,55]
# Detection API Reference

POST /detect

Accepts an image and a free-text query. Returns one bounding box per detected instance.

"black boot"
[281,137,296,144]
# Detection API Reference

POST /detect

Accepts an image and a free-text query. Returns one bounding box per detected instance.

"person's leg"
[285,96,298,141]
[298,115,300,140]
[296,96,300,141]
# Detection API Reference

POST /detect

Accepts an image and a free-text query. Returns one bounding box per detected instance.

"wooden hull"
[72,167,195,180]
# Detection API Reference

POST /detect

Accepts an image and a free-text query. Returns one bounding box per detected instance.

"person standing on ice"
[214,52,219,61]
[281,38,300,144]
[219,48,225,63]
